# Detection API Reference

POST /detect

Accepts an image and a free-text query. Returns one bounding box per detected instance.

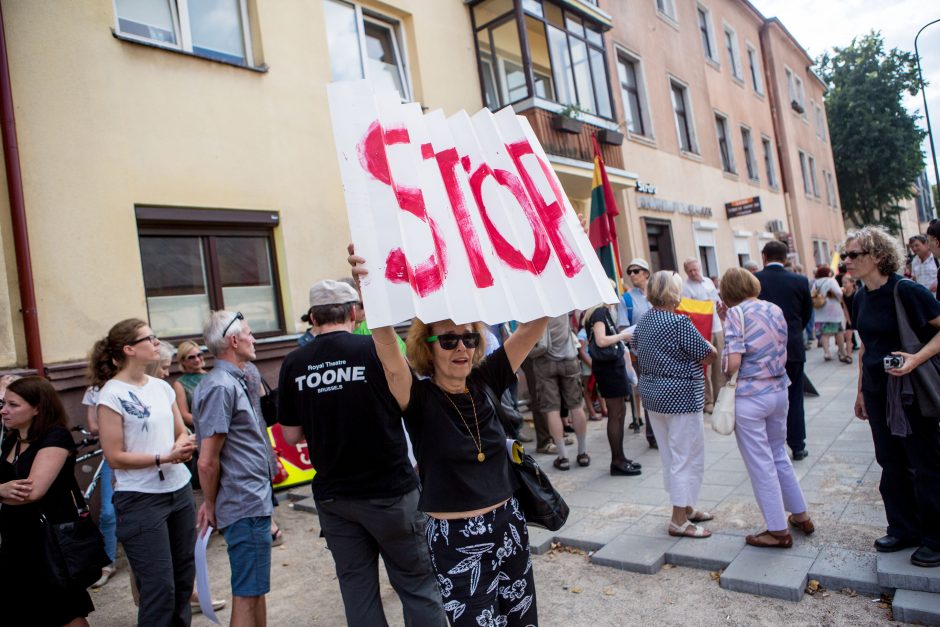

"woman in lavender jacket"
[720,268,814,548]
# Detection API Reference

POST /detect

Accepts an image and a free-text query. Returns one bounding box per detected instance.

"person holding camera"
[845,226,940,568]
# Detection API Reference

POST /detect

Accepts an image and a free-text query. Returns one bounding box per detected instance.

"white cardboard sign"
[327,79,617,328]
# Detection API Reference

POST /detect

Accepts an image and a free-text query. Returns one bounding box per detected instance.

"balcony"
[517,105,624,170]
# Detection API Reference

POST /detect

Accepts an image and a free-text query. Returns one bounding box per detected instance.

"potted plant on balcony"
[551,104,585,134]
[597,125,624,146]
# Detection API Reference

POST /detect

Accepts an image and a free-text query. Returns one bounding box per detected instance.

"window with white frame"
[799,150,811,195]
[808,154,820,197]
[114,0,254,65]
[761,135,777,187]
[746,44,763,95]
[815,102,827,141]
[324,0,410,100]
[715,113,735,173]
[617,52,650,137]
[723,26,742,80]
[671,80,697,153]
[656,0,677,21]
[785,67,805,113]
[825,170,838,207]
[812,239,830,267]
[741,126,758,181]
[697,6,718,63]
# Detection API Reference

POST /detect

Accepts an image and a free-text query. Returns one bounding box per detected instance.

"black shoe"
[648,439,658,449]
[911,545,940,567]
[624,458,642,469]
[610,462,642,476]
[563,424,575,434]
[874,535,920,553]
[792,449,809,461]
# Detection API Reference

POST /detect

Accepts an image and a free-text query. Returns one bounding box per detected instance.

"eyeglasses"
[221,312,244,340]
[127,334,158,346]
[626,268,645,275]
[841,251,869,260]
[426,332,481,350]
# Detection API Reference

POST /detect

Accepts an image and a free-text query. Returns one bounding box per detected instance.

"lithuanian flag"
[589,135,624,293]
[677,297,714,340]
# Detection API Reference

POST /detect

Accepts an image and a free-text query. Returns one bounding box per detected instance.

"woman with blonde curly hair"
[845,226,940,567]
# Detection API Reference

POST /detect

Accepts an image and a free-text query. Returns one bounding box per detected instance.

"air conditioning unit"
[767,219,785,233]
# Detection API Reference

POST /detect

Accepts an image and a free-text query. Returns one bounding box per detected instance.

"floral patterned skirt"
[425,497,538,626]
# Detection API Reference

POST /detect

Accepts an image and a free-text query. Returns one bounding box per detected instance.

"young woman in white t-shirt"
[91,318,197,626]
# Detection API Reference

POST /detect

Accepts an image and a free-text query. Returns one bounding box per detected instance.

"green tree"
[818,32,927,233]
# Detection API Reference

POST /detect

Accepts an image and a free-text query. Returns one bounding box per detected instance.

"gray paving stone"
[291,497,317,514]
[554,517,631,552]
[877,550,940,593]
[839,502,888,527]
[526,526,555,555]
[563,488,616,509]
[590,533,678,574]
[719,546,815,601]
[703,469,749,487]
[665,533,744,571]
[892,589,940,626]
[623,515,671,538]
[807,546,882,596]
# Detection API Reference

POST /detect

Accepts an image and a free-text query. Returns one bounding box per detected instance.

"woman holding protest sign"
[349,245,548,627]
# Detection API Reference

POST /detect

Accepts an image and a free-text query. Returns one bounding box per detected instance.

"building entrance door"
[644,218,677,271]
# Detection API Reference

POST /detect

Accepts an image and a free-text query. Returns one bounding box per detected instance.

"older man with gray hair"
[193,310,273,627]
[681,257,724,413]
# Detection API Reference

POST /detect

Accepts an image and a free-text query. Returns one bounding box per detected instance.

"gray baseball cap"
[309,280,359,307]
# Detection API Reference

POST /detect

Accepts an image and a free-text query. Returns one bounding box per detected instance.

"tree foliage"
[817,32,927,233]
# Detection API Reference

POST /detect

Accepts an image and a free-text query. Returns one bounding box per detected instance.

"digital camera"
[883,355,905,370]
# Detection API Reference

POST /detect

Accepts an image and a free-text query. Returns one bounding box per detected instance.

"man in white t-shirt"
[909,235,938,292]
[681,258,725,413]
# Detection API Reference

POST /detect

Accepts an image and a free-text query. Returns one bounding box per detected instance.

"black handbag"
[894,279,940,418]
[260,377,279,427]
[40,482,110,589]
[481,384,570,531]
[587,308,624,363]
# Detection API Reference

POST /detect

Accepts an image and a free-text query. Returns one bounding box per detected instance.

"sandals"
[687,510,715,523]
[92,563,116,589]
[576,453,591,467]
[839,355,853,364]
[745,530,793,548]
[788,515,815,535]
[668,520,711,538]
[553,457,570,471]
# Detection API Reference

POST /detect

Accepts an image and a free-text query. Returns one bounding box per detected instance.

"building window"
[825,170,838,207]
[324,0,410,100]
[644,218,677,271]
[656,0,677,21]
[761,135,777,187]
[746,44,763,95]
[617,53,648,136]
[723,26,742,80]
[670,80,697,154]
[812,239,831,267]
[814,102,827,141]
[135,207,283,339]
[786,68,805,113]
[114,0,254,65]
[799,150,811,195]
[472,0,613,118]
[808,154,820,197]
[741,126,758,181]
[715,113,735,173]
[697,6,717,63]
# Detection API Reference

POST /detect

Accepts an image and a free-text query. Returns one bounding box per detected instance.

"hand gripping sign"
[327,80,618,328]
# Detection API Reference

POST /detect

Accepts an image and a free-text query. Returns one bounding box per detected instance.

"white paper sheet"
[195,527,220,624]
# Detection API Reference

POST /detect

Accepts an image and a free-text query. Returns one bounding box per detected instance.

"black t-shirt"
[277,331,417,500]
[404,346,519,513]
[851,275,940,395]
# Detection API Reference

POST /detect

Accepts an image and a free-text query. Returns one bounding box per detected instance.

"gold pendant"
[477,452,485,462]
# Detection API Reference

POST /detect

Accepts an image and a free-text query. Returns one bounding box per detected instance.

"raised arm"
[503,317,549,372]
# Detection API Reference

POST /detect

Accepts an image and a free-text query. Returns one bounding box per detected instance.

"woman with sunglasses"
[1,376,96,626]
[844,227,940,568]
[349,248,548,626]
[90,319,197,625]
[173,340,208,430]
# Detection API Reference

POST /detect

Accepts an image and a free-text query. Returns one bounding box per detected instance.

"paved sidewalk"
[523,351,940,618]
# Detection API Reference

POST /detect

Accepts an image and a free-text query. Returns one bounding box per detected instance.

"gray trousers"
[317,487,446,627]
[114,485,196,627]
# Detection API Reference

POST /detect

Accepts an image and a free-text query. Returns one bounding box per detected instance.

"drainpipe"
[0,3,44,374]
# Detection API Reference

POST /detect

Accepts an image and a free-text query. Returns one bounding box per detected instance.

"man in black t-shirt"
[278,280,445,627]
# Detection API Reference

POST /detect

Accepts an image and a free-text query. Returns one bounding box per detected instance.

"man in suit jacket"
[754,240,813,460]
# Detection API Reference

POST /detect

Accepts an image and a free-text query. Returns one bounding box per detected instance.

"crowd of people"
[1,220,939,626]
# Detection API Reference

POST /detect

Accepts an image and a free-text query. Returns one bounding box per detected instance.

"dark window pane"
[140,236,210,338]
[472,0,514,27]
[589,47,611,118]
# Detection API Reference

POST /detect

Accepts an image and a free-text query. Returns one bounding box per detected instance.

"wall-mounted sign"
[635,181,657,194]
[637,196,712,218]
[725,196,762,219]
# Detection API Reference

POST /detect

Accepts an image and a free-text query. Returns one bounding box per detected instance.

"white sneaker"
[91,563,115,589]
[192,599,227,614]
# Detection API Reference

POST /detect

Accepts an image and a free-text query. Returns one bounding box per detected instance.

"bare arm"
[723,352,742,378]
[855,343,868,420]
[98,405,194,470]
[196,433,225,533]
[504,317,549,372]
[0,446,68,505]
[593,319,628,348]
[86,404,99,434]
[173,380,194,428]
[281,425,305,446]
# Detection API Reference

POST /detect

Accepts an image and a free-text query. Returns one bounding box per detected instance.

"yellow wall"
[0,0,479,366]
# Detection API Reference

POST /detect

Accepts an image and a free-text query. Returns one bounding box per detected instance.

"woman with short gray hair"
[631,271,718,538]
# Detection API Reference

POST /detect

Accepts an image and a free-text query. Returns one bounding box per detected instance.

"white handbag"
[712,307,744,435]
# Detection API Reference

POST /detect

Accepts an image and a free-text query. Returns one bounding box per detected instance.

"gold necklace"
[440,388,485,462]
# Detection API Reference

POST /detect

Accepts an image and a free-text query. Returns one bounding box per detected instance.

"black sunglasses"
[127,334,158,346]
[182,352,205,362]
[426,332,481,350]
[221,312,244,340]
[626,268,646,275]
[841,251,869,260]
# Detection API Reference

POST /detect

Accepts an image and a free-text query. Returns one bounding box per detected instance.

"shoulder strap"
[479,382,512,438]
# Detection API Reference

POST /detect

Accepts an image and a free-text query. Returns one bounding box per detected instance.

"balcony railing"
[517,107,625,170]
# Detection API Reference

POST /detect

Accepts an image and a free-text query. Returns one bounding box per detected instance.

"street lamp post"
[915,18,940,196]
